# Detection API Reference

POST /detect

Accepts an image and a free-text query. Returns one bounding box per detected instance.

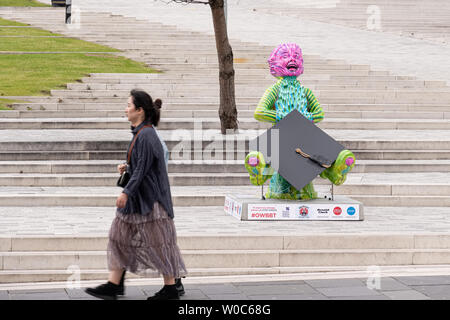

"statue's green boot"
[320,149,355,185]
[265,181,317,201]
[264,172,298,200]
[265,188,300,200]
[300,182,318,200]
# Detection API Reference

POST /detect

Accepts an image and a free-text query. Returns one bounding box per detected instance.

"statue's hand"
[245,151,274,186]
[320,150,355,185]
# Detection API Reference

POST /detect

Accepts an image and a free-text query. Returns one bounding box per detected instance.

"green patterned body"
[254,77,324,124]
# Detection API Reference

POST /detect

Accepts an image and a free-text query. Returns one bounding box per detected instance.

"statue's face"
[268,43,304,77]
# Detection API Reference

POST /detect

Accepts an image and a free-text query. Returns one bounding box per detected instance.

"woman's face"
[125,96,144,124]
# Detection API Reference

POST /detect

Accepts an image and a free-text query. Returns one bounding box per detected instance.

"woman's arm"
[122,134,153,197]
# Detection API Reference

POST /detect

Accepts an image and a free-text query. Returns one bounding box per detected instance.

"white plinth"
[224,194,364,221]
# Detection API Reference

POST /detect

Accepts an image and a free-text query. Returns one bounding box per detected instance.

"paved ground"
[0,274,449,300]
[1,205,450,236]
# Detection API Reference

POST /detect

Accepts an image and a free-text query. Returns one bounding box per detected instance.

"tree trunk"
[209,0,238,134]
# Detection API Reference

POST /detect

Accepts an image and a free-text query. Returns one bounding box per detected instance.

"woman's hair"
[129,89,162,126]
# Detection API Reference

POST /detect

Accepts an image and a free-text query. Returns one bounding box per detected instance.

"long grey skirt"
[107,201,187,278]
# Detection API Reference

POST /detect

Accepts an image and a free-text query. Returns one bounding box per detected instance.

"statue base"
[224,194,364,221]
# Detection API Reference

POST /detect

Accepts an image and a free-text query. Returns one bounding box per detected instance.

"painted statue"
[245,43,356,200]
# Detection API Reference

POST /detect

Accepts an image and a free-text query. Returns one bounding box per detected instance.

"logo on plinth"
[298,206,309,218]
[347,207,356,216]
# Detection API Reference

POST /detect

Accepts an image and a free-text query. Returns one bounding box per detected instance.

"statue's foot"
[265,185,317,201]
[320,150,355,185]
[300,183,318,200]
[265,190,300,200]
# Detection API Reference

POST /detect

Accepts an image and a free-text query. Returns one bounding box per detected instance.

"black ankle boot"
[147,284,180,300]
[175,278,185,296]
[85,281,122,300]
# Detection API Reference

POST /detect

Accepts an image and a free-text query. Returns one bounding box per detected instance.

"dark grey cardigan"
[119,120,174,218]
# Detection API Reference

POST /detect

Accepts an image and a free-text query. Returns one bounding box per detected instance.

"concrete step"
[68,82,445,91]
[42,94,450,106]
[2,248,450,271]
[149,63,371,71]
[63,85,450,98]
[4,109,450,121]
[0,267,309,283]
[111,44,271,51]
[88,71,411,77]
[0,172,447,194]
[159,69,392,77]
[0,160,449,174]
[77,76,422,87]
[3,264,450,284]
[0,129,449,153]
[2,118,450,130]
[0,267,329,283]
[69,80,449,90]
[15,95,439,105]
[78,77,447,89]
[7,107,450,122]
[48,89,450,103]
[132,55,366,66]
[0,150,128,161]
[79,76,325,83]
[0,185,449,207]
[0,173,449,196]
[85,73,415,81]
[0,149,449,161]
[7,102,450,113]
[0,110,124,119]
[4,234,449,252]
[98,63,375,73]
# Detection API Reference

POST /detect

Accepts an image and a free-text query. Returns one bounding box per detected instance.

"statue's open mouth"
[286,62,298,71]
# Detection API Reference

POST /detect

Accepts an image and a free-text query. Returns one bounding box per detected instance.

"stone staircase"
[2,234,450,284]
[0,7,449,284]
[257,0,450,44]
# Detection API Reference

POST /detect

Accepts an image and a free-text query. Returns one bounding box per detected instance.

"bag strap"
[127,125,152,164]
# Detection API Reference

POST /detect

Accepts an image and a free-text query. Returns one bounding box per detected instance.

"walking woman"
[85,89,187,300]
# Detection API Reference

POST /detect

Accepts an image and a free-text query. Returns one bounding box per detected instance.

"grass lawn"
[0,0,50,7]
[0,98,25,110]
[0,17,157,98]
[0,27,58,36]
[0,19,119,52]
[0,17,29,26]
[0,53,155,96]
[0,36,121,52]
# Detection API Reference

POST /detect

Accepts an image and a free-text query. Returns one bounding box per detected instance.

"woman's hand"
[117,163,127,174]
[116,192,128,208]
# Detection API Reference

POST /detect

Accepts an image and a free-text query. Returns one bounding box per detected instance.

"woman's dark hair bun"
[154,99,162,109]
